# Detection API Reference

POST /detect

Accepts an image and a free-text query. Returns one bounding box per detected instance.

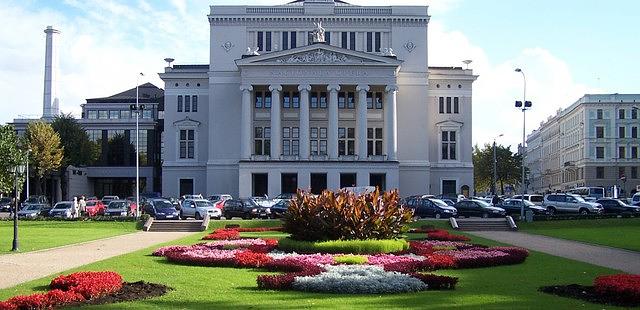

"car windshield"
[155,201,175,209]
[475,200,492,207]
[86,201,96,206]
[244,199,260,207]
[615,199,631,207]
[108,202,126,209]
[25,197,40,203]
[569,195,586,202]
[24,205,41,211]
[53,203,71,209]
[195,201,214,208]
[430,199,450,208]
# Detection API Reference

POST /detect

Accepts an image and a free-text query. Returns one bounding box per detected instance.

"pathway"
[0,231,195,289]
[469,231,640,274]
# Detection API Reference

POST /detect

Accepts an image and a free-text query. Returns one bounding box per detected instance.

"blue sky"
[1,0,638,148]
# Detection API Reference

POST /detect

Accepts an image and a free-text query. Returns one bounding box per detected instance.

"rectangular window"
[632,167,638,179]
[446,97,452,114]
[338,127,355,156]
[366,32,373,52]
[179,129,195,159]
[341,32,348,49]
[324,31,330,45]
[441,131,457,160]
[282,127,299,156]
[375,92,383,109]
[619,109,625,119]
[375,32,381,52]
[596,167,604,179]
[338,92,346,109]
[596,147,604,159]
[88,111,97,119]
[121,110,131,119]
[257,32,264,51]
[282,31,289,50]
[291,31,297,48]
[255,91,263,108]
[454,97,459,114]
[619,126,626,138]
[292,92,300,108]
[98,110,108,119]
[366,92,373,109]
[633,127,638,139]
[619,146,626,159]
[319,92,327,108]
[633,108,638,119]
[619,167,626,178]
[192,95,198,112]
[283,91,291,108]
[254,127,271,156]
[347,92,355,109]
[596,126,604,138]
[596,109,603,119]
[367,127,383,156]
[311,92,318,108]
[310,127,327,156]
[439,97,444,114]
[632,146,638,159]
[177,95,183,112]
[264,92,272,108]
[350,32,356,50]
[143,110,152,119]
[265,32,272,52]
[184,95,191,112]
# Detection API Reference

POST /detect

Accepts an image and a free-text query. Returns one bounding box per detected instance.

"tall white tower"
[43,25,60,119]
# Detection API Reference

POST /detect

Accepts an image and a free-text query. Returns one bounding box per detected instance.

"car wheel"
[195,212,202,220]
[482,213,489,219]
[546,207,556,215]
[579,208,589,215]
[435,213,441,219]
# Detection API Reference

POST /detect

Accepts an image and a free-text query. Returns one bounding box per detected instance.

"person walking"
[79,196,87,217]
[72,197,78,219]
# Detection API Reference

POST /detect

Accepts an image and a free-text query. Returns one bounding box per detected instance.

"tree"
[0,125,27,195]
[51,114,98,167]
[26,122,64,195]
[473,143,527,195]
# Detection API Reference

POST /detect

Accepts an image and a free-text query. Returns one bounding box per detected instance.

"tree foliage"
[51,114,98,167]
[473,143,527,195]
[0,125,27,194]
[26,122,64,193]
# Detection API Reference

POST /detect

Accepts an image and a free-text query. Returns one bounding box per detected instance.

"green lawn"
[0,220,623,309]
[518,218,640,252]
[0,220,138,254]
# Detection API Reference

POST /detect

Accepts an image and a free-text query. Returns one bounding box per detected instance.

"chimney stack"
[43,26,60,119]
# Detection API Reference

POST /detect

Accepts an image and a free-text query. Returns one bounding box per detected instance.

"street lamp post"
[515,68,532,220]
[12,163,26,252]
[130,73,145,218]
[492,134,504,196]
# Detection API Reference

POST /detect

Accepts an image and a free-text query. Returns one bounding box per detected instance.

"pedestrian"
[79,196,87,217]
[491,195,499,206]
[72,197,78,219]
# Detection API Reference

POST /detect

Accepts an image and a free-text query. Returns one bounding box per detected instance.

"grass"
[0,219,625,309]
[518,218,640,252]
[0,220,138,254]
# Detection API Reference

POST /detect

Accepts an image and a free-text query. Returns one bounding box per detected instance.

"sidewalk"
[469,231,640,274]
[0,231,195,289]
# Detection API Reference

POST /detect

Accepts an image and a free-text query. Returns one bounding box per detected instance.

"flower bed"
[594,274,640,304]
[426,229,471,242]
[202,229,241,240]
[441,247,529,268]
[277,237,409,254]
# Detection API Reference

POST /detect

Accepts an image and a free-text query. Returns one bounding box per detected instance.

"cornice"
[208,16,428,27]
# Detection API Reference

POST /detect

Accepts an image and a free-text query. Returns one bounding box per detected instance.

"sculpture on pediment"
[245,47,260,56]
[276,49,352,64]
[311,21,325,43]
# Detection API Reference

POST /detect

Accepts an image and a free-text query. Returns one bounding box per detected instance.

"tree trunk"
[500,180,505,195]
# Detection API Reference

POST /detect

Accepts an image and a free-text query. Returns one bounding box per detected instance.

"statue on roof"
[311,21,325,43]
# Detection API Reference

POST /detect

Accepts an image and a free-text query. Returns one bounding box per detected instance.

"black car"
[0,197,12,212]
[496,199,548,216]
[454,199,506,218]
[402,197,457,219]
[270,200,291,218]
[595,198,640,214]
[143,198,180,220]
[223,199,271,219]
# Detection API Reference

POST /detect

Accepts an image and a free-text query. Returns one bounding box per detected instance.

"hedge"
[277,238,409,255]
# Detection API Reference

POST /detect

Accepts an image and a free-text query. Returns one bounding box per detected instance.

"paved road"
[0,231,196,289]
[469,231,640,274]
[0,212,10,219]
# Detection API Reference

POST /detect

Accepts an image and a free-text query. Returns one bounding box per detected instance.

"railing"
[334,7,392,15]
[246,7,305,15]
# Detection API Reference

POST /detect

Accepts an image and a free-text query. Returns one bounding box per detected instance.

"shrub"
[427,229,471,242]
[594,274,640,304]
[335,255,368,265]
[284,189,413,241]
[50,271,123,299]
[410,273,458,290]
[257,265,324,290]
[278,237,409,254]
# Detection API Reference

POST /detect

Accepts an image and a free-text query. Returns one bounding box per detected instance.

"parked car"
[270,200,291,218]
[105,200,136,217]
[511,194,544,206]
[22,195,50,211]
[182,194,204,201]
[542,193,603,215]
[17,205,42,219]
[403,197,457,219]
[223,199,272,219]
[168,197,182,210]
[454,199,506,218]
[208,194,233,203]
[180,199,222,220]
[0,197,12,212]
[49,201,74,219]
[85,200,105,217]
[101,196,120,206]
[595,198,640,214]
[496,199,548,216]
[143,198,180,220]
[251,196,276,208]
[441,199,456,207]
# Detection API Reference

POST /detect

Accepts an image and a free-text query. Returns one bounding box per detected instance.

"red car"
[85,200,105,216]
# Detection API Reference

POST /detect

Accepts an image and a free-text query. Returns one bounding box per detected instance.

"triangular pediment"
[236,44,402,67]
[173,117,201,127]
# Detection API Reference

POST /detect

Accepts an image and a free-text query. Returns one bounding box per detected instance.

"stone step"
[146,219,205,232]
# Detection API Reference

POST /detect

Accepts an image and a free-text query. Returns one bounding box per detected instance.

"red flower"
[235,251,273,268]
[594,274,640,303]
[202,229,241,240]
[427,229,471,242]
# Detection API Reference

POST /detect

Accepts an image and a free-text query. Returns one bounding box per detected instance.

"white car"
[180,199,222,220]
[49,202,74,219]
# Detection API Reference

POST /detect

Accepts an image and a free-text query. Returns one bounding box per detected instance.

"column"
[356,84,370,160]
[327,84,341,160]
[384,85,398,161]
[269,84,283,159]
[298,84,311,160]
[240,84,253,160]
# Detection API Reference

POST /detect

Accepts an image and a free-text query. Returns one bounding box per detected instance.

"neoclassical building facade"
[160,0,476,198]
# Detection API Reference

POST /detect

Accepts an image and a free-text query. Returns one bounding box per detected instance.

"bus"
[567,187,605,201]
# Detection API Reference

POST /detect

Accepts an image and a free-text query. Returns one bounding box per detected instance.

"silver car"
[49,202,74,219]
[17,205,42,219]
[543,193,603,215]
[180,199,222,220]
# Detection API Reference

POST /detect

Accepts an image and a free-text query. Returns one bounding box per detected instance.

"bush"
[278,237,409,255]
[409,273,458,290]
[284,189,413,241]
[594,274,640,304]
[335,255,368,265]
